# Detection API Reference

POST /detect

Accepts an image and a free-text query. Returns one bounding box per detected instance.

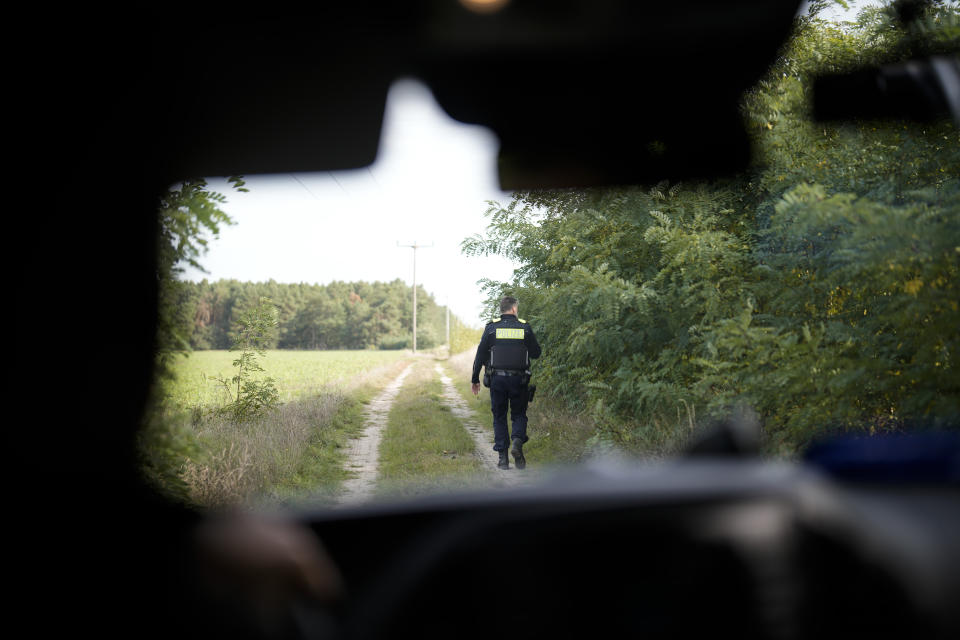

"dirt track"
[335,356,536,506]
[434,363,535,488]
[337,363,414,505]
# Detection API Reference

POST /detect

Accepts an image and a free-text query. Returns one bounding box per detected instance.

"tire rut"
[434,364,536,488]
[336,363,414,506]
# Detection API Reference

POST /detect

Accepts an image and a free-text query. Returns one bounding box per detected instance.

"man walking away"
[471,296,541,469]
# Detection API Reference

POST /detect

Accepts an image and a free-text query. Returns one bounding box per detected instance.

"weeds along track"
[434,364,537,488]
[337,363,414,505]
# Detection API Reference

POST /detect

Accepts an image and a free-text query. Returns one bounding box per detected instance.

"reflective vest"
[487,317,531,371]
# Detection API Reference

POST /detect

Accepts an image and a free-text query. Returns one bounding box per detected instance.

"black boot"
[498,450,510,470]
[511,438,526,470]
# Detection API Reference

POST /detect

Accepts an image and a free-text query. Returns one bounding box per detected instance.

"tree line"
[169,278,473,351]
[464,4,960,454]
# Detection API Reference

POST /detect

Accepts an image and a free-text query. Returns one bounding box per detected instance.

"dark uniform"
[471,314,541,461]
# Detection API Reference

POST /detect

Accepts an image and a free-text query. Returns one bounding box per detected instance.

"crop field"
[162,350,410,409]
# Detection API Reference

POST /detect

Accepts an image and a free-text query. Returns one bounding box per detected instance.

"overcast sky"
[181,78,517,325]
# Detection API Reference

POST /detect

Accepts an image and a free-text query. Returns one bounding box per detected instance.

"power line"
[328,171,350,196]
[289,171,350,198]
[366,166,383,190]
[289,173,320,200]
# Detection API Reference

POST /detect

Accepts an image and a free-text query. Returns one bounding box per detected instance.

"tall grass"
[140,355,412,510]
[142,391,345,509]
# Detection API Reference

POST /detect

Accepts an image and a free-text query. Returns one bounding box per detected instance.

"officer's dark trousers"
[489,374,529,451]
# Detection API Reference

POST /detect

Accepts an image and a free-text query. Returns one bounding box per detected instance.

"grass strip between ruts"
[376,360,484,499]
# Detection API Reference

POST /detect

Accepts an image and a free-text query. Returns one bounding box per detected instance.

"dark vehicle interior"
[36,1,958,639]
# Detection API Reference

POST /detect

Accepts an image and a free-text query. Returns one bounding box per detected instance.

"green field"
[162,350,410,409]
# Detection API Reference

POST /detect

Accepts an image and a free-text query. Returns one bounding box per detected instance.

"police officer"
[471,296,541,469]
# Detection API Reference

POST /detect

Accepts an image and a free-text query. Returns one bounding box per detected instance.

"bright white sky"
[182,78,517,325]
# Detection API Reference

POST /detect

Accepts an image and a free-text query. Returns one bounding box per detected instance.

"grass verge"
[140,357,413,510]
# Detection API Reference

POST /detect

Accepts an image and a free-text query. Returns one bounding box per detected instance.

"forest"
[463,3,960,455]
[166,278,469,351]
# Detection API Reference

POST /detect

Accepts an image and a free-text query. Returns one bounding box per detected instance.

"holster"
[482,370,491,388]
[528,384,537,403]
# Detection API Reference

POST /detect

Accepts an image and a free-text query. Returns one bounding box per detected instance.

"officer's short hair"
[500,296,518,314]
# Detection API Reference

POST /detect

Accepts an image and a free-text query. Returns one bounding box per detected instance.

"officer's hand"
[194,511,344,615]
[471,382,480,396]
[189,511,346,637]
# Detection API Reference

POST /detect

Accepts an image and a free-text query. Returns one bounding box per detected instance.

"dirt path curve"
[434,363,537,488]
[337,363,414,506]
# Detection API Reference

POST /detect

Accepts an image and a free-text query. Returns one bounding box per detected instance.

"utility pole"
[398,241,433,353]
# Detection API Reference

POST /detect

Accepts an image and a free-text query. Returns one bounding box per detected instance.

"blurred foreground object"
[194,513,344,639]
[814,55,960,125]
[804,431,960,484]
[154,1,804,188]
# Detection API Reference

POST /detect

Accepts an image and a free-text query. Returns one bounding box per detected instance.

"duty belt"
[492,369,525,376]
